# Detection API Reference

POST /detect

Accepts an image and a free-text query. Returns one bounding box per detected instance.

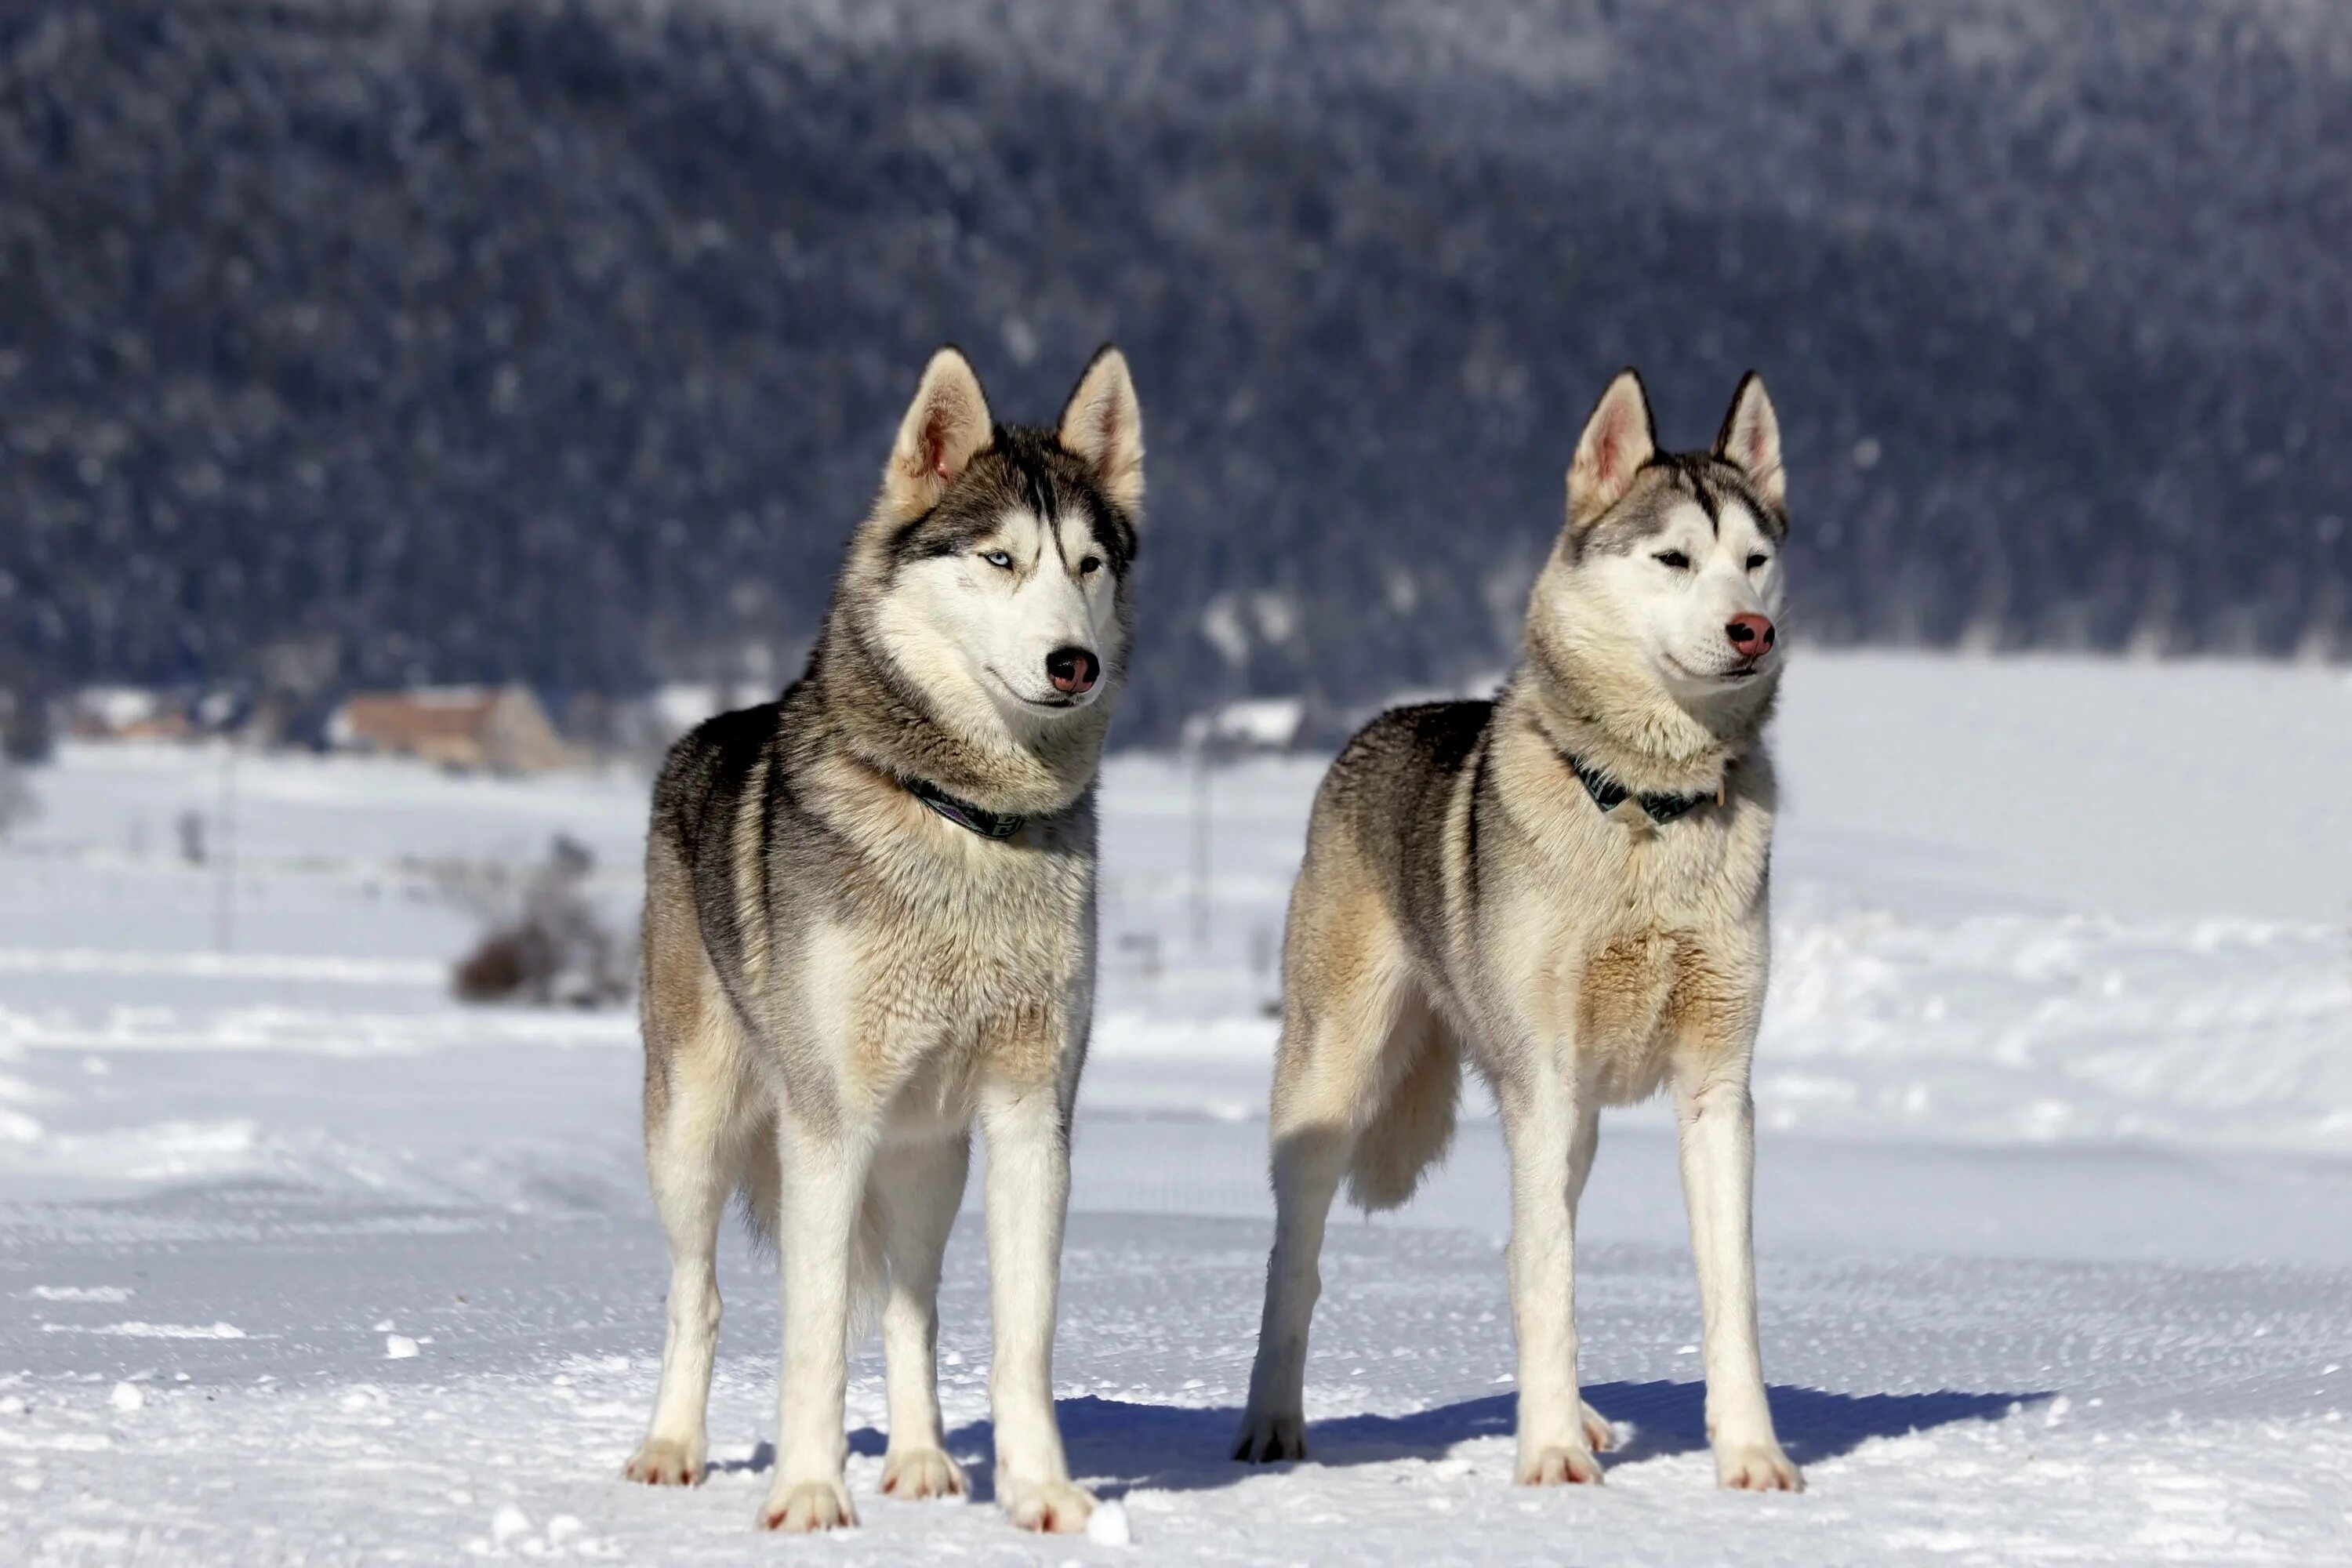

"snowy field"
[2,652,2350,1565]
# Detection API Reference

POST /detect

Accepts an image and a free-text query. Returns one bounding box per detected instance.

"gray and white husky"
[1235,369,1803,1492]
[622,345,1144,1534]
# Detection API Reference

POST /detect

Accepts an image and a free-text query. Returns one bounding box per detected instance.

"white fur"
[1558,499,1784,696]
[874,508,1123,730]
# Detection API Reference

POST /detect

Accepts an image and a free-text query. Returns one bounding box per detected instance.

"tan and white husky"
[622,344,1144,1534]
[1234,368,1803,1493]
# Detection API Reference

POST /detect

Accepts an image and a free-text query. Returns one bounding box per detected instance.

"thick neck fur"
[804,538,1113,820]
[1512,613,1777,797]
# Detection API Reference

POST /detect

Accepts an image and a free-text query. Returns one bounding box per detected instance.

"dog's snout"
[1725,613,1777,655]
[1045,645,1098,695]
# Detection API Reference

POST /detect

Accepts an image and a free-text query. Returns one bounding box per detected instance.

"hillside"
[3,0,2347,739]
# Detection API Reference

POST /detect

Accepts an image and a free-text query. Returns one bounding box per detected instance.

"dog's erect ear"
[885,347,994,519]
[1713,371,1784,508]
[1567,368,1657,527]
[1057,345,1145,517]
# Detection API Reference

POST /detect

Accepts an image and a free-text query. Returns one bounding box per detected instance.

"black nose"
[1045,646,1098,695]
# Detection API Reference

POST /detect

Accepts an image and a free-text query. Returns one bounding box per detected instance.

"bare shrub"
[448,833,631,1007]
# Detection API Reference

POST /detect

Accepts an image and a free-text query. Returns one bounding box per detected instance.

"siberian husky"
[622,345,1144,1533]
[1235,369,1803,1492]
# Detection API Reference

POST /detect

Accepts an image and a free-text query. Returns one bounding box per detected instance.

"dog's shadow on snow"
[845,1381,2049,1498]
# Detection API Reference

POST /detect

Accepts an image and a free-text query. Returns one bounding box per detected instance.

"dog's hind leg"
[1235,899,1414,1464]
[873,1131,972,1502]
[625,871,760,1487]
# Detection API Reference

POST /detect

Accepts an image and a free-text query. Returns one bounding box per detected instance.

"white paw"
[758,1476,858,1532]
[880,1446,967,1501]
[1581,1399,1617,1454]
[1715,1440,1803,1492]
[1001,1475,1096,1534]
[1515,1443,1605,1486]
[1232,1407,1308,1463]
[621,1436,705,1487]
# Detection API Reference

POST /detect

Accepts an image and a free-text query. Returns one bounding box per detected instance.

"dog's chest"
[853,837,1093,1040]
[1517,813,1766,1102]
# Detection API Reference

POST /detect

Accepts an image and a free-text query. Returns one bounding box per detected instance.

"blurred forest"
[2,0,2347,743]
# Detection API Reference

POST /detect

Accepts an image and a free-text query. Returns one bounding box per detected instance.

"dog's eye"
[980,550,1014,569]
[1077,555,1102,575]
[1653,551,1691,570]
[1746,553,1770,571]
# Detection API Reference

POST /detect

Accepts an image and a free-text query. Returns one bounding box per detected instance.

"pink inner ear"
[1597,408,1640,482]
[924,411,954,481]
[1599,425,1628,479]
[1739,423,1774,474]
[1078,388,1123,468]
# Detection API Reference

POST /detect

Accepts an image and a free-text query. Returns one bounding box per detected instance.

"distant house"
[329,684,580,772]
[1182,696,1308,753]
[66,687,195,742]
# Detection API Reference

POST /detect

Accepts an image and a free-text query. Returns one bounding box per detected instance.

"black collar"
[904,775,1025,840]
[1564,753,1715,826]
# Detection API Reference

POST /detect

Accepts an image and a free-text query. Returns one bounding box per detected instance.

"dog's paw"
[880,1446,967,1502]
[757,1477,858,1533]
[621,1436,705,1487]
[1581,1399,1617,1454]
[1715,1441,1803,1493]
[1515,1443,1606,1486]
[1000,1475,1096,1534]
[1231,1408,1307,1463]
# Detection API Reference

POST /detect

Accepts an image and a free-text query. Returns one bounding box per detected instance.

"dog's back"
[1269,701,1497,1214]
[638,698,798,1248]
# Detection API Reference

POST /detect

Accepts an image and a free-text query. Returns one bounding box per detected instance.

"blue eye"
[981,550,1013,569]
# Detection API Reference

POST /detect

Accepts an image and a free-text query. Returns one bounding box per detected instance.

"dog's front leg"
[1497,1064,1604,1485]
[757,1108,878,1533]
[1672,1064,1801,1492]
[874,1131,971,1501]
[976,1076,1097,1533]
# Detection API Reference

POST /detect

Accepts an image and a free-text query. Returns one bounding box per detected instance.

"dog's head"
[855,346,1142,730]
[1535,368,1788,703]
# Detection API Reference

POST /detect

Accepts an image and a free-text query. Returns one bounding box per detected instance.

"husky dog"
[1234,369,1802,1493]
[621,345,1144,1534]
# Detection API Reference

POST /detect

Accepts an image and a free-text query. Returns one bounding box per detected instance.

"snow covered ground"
[2,653,2349,1565]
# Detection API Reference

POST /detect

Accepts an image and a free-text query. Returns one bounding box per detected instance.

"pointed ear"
[884,347,993,520]
[1057,344,1145,517]
[1567,368,1657,526]
[1713,370,1784,507]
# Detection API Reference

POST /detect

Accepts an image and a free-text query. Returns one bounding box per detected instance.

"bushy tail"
[1343,1028,1461,1212]
[736,1114,888,1346]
